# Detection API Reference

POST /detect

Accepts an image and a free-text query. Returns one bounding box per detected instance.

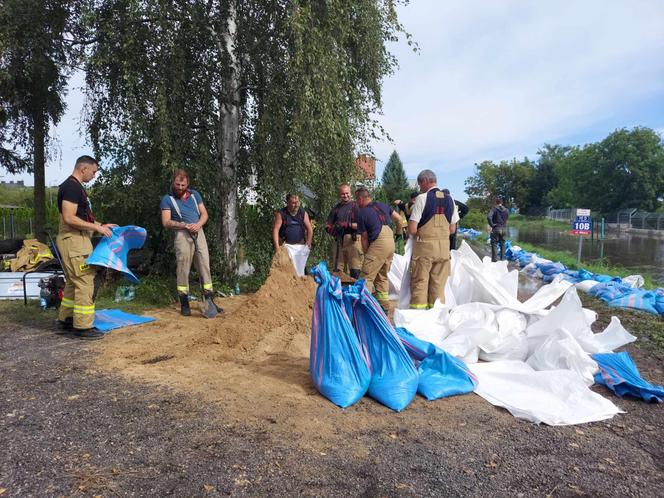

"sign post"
[570,209,592,264]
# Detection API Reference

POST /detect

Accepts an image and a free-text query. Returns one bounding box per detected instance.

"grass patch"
[513,241,663,289]
[509,215,570,230]
[0,300,57,328]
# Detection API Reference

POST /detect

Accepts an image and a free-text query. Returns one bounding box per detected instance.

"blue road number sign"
[571,216,592,235]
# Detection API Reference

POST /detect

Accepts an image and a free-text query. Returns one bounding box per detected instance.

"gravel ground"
[1,313,663,497]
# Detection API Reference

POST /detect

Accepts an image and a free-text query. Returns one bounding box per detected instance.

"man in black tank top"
[272,193,313,250]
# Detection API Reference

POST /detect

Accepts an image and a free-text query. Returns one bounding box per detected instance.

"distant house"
[355,154,376,180]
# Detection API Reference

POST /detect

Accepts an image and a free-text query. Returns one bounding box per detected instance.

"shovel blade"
[200,296,218,319]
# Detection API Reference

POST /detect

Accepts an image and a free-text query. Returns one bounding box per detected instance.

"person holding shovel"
[160,169,221,317]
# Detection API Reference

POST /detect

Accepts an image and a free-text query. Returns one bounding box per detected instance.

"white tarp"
[468,361,622,425]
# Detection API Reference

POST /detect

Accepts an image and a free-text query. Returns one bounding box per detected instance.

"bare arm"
[161,209,188,230]
[272,212,282,252]
[407,219,418,237]
[391,211,403,231]
[449,223,457,235]
[303,211,313,247]
[62,200,113,237]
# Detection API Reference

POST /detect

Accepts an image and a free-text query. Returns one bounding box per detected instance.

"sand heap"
[205,247,317,359]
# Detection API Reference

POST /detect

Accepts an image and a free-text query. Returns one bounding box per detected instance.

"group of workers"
[52,155,485,340]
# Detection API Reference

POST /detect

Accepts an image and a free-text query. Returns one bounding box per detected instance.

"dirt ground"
[1,253,663,496]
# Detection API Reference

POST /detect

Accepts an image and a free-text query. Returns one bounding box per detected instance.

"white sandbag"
[283,244,310,277]
[591,316,637,352]
[575,279,600,293]
[447,303,496,331]
[393,307,451,348]
[467,361,622,425]
[478,310,529,362]
[526,329,599,386]
[388,252,407,296]
[397,237,414,309]
[622,275,644,289]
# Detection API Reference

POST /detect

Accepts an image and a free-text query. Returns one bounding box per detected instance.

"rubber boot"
[179,293,191,316]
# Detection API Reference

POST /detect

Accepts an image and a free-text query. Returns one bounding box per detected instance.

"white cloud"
[371,0,664,198]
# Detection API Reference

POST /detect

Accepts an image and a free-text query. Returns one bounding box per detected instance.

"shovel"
[189,232,218,319]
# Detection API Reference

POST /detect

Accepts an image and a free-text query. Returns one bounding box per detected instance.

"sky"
[4,0,664,200]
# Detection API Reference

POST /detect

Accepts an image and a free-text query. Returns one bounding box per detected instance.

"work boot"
[204,291,224,314]
[55,317,73,335]
[179,293,191,316]
[74,328,104,340]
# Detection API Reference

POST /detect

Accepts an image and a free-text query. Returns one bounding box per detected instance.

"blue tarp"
[395,327,477,400]
[592,352,664,403]
[87,225,147,284]
[345,280,419,411]
[93,309,156,332]
[310,262,371,408]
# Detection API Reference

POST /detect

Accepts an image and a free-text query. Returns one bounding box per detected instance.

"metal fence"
[595,208,664,231]
[547,208,573,221]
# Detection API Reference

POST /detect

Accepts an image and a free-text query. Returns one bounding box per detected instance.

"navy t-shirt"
[357,201,393,242]
[160,190,203,224]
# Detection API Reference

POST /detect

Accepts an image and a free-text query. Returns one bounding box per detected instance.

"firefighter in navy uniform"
[56,155,117,340]
[354,187,404,310]
[408,169,456,309]
[272,194,313,251]
[326,183,362,278]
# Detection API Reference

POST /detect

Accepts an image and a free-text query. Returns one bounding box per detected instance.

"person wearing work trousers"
[408,170,456,309]
[355,187,404,311]
[160,169,220,316]
[56,155,117,340]
[487,197,509,262]
[326,183,363,278]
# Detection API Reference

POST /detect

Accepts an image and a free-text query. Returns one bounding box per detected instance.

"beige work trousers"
[360,225,394,303]
[331,234,363,273]
[57,230,96,329]
[174,229,212,294]
[410,237,450,308]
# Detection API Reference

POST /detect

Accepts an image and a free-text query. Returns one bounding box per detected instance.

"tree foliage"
[465,128,664,215]
[83,0,407,280]
[0,0,82,240]
[381,149,409,202]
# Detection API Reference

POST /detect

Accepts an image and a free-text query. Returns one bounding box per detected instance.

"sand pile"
[203,247,317,359]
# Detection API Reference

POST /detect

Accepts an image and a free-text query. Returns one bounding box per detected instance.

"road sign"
[571,215,592,235]
[576,208,591,217]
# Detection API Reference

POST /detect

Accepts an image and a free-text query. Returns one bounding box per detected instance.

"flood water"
[508,226,664,283]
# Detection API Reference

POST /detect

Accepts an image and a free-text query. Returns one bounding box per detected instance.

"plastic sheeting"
[93,309,156,332]
[593,352,664,403]
[468,361,622,425]
[346,280,418,411]
[87,226,147,283]
[310,262,370,408]
[395,327,476,400]
[284,243,310,277]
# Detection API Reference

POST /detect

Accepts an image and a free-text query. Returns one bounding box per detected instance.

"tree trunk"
[33,110,47,242]
[215,0,240,280]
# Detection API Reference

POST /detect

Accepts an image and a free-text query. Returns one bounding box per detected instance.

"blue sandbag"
[655,289,664,315]
[592,352,664,403]
[345,281,418,411]
[87,225,147,283]
[396,327,477,400]
[310,262,371,408]
[588,282,660,315]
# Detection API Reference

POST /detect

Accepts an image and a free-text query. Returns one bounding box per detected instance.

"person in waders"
[408,169,456,309]
[272,193,313,253]
[487,197,509,262]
